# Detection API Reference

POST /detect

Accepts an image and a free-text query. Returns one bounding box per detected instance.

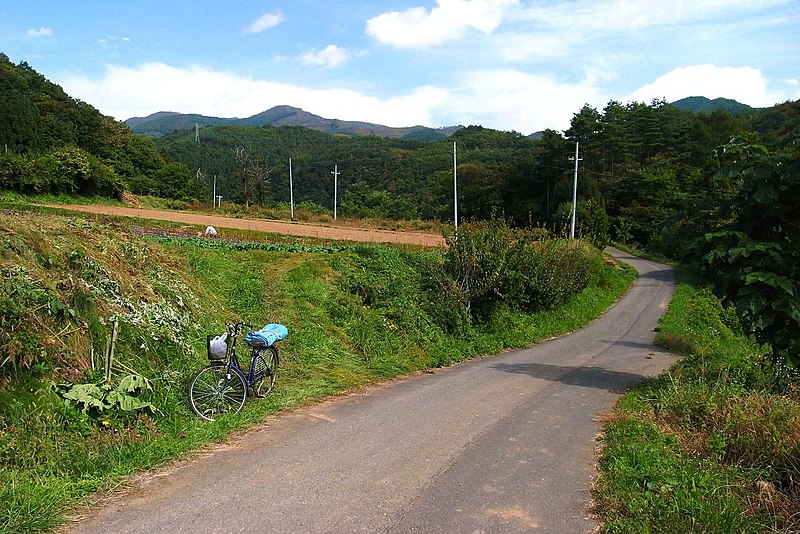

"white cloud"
[624,64,772,106]
[503,0,794,68]
[366,0,519,48]
[489,32,571,62]
[445,69,603,132]
[518,0,789,34]
[58,61,604,135]
[59,63,449,127]
[299,45,350,69]
[246,10,284,33]
[26,27,53,38]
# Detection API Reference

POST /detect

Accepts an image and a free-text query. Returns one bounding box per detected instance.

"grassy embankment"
[594,270,800,532]
[0,206,634,534]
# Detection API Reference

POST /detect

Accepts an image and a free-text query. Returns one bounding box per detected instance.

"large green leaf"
[61,383,109,412]
[744,271,797,296]
[105,390,156,413]
[117,373,153,394]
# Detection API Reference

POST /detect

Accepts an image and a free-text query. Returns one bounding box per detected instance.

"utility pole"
[289,158,295,221]
[195,122,200,143]
[568,142,582,239]
[453,141,458,231]
[212,175,216,209]
[331,164,339,220]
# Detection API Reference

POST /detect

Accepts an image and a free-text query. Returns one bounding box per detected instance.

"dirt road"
[66,248,676,534]
[48,204,446,247]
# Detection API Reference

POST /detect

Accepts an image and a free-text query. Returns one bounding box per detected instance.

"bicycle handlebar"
[226,322,257,335]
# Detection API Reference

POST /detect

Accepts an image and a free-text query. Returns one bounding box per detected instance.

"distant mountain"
[671,96,754,114]
[124,111,181,129]
[126,105,462,141]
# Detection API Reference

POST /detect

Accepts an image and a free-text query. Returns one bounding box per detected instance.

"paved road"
[67,248,676,534]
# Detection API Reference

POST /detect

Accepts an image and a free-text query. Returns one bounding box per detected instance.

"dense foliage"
[442,219,598,317]
[154,123,540,222]
[0,53,191,199]
[685,137,800,367]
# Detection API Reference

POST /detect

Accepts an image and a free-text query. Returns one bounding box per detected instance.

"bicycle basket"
[206,333,228,360]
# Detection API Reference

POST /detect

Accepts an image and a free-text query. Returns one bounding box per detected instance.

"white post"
[569,142,581,239]
[331,164,339,220]
[453,141,458,230]
[289,158,295,221]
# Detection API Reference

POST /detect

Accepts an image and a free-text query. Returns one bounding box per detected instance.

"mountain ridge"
[126,105,463,141]
[127,97,755,140]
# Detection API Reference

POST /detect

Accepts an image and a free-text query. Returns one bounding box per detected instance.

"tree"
[234,147,271,207]
[339,182,418,219]
[690,137,800,368]
[454,162,506,220]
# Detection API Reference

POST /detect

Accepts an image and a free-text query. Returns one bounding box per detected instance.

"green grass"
[593,269,800,533]
[0,210,637,534]
[0,191,126,206]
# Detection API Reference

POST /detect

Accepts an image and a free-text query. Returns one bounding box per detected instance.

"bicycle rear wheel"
[251,346,278,397]
[189,365,247,421]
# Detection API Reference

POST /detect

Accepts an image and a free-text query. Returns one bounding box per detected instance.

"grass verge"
[593,270,800,533]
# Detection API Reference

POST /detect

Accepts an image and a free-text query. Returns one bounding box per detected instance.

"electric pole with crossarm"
[568,142,582,239]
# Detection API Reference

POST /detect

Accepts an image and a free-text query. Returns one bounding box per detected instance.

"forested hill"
[127,105,462,141]
[2,52,798,227]
[153,124,538,221]
[0,53,193,199]
[152,98,800,225]
[1,53,799,369]
[671,96,754,114]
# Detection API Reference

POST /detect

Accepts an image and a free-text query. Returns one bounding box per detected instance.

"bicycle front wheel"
[252,346,278,397]
[189,365,247,421]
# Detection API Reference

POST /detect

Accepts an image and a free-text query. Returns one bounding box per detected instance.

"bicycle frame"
[220,322,276,388]
[189,321,280,421]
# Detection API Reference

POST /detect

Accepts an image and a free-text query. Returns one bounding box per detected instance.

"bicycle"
[188,322,282,421]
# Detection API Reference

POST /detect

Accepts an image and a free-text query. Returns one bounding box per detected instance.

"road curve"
[66,248,676,534]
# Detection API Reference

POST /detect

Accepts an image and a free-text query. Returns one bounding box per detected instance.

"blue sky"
[1,0,798,134]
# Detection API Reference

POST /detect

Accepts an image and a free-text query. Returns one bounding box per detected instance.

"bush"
[0,146,124,199]
[504,238,598,312]
[442,219,516,314]
[443,219,603,319]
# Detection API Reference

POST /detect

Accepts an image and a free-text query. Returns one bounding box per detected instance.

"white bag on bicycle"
[207,333,228,360]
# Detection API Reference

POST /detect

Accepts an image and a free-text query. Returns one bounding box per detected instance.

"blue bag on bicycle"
[245,323,288,348]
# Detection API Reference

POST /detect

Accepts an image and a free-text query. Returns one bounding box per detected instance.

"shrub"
[0,146,124,199]
[504,238,598,312]
[443,219,602,319]
[442,219,515,314]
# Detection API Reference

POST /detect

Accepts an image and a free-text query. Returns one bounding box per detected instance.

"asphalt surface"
[66,247,676,534]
